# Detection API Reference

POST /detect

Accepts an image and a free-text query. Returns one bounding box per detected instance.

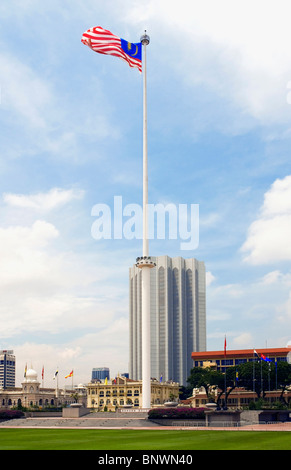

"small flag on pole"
[42,366,44,380]
[53,369,58,380]
[261,354,271,362]
[81,26,142,73]
[24,363,27,378]
[65,370,73,379]
[160,374,163,383]
[224,336,227,357]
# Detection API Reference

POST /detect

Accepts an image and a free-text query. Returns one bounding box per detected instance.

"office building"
[91,367,110,382]
[0,350,16,389]
[129,255,206,386]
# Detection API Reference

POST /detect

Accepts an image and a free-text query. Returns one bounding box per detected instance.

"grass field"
[0,429,291,450]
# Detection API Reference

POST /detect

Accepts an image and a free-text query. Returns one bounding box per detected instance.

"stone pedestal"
[62,404,90,418]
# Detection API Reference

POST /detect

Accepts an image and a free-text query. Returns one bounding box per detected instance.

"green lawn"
[0,429,291,450]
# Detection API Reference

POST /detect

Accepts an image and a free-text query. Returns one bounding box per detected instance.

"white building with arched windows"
[0,367,84,410]
[87,375,179,411]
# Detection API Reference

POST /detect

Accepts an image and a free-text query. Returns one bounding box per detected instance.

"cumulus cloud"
[241,175,291,264]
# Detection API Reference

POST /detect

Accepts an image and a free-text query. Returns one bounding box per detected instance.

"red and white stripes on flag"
[81,26,142,73]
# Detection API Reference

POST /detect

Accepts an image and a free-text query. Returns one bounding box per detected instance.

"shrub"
[148,407,206,420]
[0,409,24,421]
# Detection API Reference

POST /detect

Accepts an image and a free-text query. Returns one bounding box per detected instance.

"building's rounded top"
[25,368,38,382]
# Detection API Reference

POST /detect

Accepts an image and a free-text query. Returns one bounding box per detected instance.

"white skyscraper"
[129,256,206,386]
[0,350,16,389]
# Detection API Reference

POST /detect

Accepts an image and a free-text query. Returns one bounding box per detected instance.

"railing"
[171,420,291,427]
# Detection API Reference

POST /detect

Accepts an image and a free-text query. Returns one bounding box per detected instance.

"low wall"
[241,410,291,424]
[24,411,62,418]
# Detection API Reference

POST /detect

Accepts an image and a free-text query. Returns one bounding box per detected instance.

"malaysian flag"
[82,26,142,73]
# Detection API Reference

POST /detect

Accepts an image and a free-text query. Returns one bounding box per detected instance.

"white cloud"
[125,0,291,127]
[260,270,282,285]
[3,188,84,212]
[0,187,130,376]
[261,175,291,216]
[206,271,215,286]
[233,332,253,348]
[241,175,291,264]
[0,53,52,129]
[13,313,130,387]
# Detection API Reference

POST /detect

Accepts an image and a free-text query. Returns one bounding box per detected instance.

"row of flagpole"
[24,364,74,389]
[223,336,279,408]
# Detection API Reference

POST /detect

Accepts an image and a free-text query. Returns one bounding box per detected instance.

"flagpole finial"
[141,31,150,45]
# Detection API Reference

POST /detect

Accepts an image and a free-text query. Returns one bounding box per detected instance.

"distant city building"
[91,367,110,382]
[87,375,179,410]
[0,350,16,389]
[129,255,206,386]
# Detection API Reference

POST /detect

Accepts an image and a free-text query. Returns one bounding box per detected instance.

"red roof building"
[191,347,291,372]
[188,347,291,409]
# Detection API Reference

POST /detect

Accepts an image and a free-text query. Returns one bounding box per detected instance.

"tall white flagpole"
[136,31,156,410]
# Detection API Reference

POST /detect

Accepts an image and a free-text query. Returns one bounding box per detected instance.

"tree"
[187,361,291,409]
[233,361,291,403]
[235,362,262,398]
[271,362,291,405]
[215,366,238,408]
[179,385,193,400]
[187,367,226,404]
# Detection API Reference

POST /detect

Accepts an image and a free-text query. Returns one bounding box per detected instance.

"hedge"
[148,407,206,420]
[0,409,24,421]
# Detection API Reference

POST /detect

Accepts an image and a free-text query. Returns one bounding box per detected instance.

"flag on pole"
[81,26,142,73]
[224,336,227,357]
[65,370,73,379]
[53,369,58,380]
[254,349,260,361]
[261,354,271,362]
[160,374,163,383]
[42,366,44,380]
[24,363,27,378]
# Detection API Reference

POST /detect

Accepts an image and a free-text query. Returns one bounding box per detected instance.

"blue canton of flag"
[120,39,142,61]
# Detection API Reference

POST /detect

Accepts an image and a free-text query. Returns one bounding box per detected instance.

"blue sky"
[1,0,291,387]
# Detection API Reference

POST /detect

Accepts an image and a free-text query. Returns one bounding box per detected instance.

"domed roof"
[25,368,38,382]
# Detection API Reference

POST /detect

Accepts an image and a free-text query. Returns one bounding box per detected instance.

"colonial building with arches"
[87,375,179,411]
[0,368,80,409]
